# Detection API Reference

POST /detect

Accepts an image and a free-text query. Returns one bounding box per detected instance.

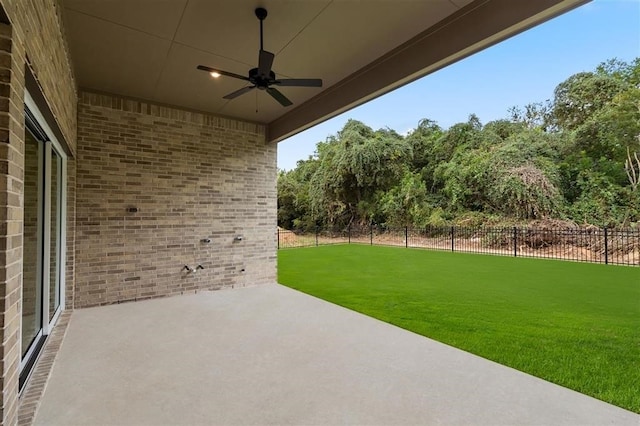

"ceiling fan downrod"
[255,7,267,51]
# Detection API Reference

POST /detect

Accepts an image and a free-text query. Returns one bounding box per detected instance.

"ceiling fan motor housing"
[249,68,276,89]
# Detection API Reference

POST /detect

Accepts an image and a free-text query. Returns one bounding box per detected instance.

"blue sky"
[277,0,640,171]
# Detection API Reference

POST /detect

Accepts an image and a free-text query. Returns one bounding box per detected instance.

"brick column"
[0,22,25,426]
[66,157,76,310]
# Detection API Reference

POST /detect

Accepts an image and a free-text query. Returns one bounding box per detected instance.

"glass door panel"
[22,129,42,357]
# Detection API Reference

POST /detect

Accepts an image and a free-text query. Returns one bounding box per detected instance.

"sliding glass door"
[20,95,66,390]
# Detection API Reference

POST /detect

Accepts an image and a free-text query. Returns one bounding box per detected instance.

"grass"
[278,245,640,413]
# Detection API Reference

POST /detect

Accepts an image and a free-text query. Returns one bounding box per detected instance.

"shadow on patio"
[34,284,637,425]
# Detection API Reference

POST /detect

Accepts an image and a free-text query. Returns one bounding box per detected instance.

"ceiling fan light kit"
[197,7,323,107]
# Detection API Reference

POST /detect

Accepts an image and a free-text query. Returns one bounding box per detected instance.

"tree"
[434,127,564,219]
[552,72,626,130]
[573,87,640,175]
[277,157,322,231]
[379,169,431,227]
[596,57,640,87]
[405,118,443,171]
[277,57,640,229]
[308,120,412,228]
[508,101,553,130]
[625,147,640,192]
[489,163,564,219]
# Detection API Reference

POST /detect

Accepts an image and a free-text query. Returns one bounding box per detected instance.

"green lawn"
[278,245,640,413]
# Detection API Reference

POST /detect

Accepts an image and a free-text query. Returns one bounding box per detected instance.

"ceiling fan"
[197,7,322,107]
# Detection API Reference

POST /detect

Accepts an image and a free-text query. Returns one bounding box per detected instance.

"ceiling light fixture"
[210,71,221,78]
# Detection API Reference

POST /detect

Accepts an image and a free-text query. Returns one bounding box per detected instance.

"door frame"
[20,90,67,386]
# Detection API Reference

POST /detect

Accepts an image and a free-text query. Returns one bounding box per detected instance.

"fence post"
[450,226,454,252]
[513,227,517,257]
[604,227,608,265]
[277,228,280,250]
[348,224,351,244]
[370,223,373,245]
[315,226,319,247]
[405,226,408,248]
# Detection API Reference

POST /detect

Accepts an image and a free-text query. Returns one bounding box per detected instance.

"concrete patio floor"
[34,284,638,425]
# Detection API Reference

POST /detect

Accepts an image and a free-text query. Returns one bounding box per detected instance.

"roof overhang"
[62,0,590,143]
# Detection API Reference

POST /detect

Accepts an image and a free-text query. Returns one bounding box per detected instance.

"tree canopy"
[278,58,640,231]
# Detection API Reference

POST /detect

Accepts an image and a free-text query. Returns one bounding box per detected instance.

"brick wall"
[65,158,76,310]
[75,92,277,308]
[0,0,76,152]
[0,21,26,426]
[0,0,78,314]
[0,0,76,423]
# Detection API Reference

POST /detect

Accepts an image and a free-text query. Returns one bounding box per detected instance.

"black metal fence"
[277,225,640,266]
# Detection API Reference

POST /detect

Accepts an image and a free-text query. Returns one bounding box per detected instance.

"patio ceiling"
[62,0,589,142]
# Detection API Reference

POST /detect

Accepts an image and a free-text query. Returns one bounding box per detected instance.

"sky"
[277,0,640,171]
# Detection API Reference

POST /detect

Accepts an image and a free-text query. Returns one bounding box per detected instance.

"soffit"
[62,0,588,141]
[62,0,471,123]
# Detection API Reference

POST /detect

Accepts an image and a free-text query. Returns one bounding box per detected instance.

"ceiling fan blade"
[266,87,293,107]
[258,50,274,77]
[223,86,255,100]
[197,65,250,82]
[274,78,323,87]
